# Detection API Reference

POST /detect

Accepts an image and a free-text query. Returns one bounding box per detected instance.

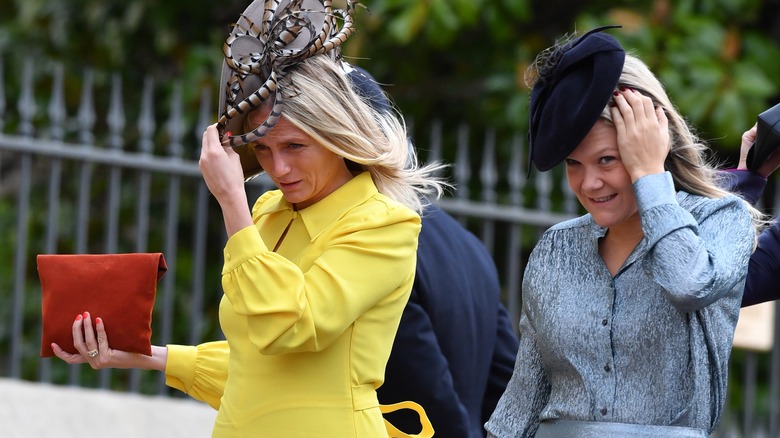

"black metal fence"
[1,58,778,437]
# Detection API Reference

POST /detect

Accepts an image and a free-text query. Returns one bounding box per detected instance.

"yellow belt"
[381,401,435,438]
[353,384,434,437]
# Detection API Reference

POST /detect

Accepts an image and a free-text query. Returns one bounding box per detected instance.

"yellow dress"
[165,172,423,437]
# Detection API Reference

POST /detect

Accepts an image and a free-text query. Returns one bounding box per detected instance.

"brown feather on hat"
[217,0,359,180]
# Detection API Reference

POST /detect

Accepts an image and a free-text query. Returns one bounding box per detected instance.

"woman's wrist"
[138,345,168,371]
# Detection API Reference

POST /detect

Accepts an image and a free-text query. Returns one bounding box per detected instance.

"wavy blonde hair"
[244,55,449,214]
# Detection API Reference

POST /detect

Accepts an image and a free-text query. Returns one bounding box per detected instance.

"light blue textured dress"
[485,172,754,437]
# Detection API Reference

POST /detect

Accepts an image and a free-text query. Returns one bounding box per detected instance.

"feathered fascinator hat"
[528,26,625,172]
[217,0,358,180]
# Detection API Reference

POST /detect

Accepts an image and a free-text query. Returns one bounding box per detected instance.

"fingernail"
[96,317,102,324]
[613,91,619,96]
[83,311,89,319]
[620,86,626,92]
[75,314,82,321]
[226,131,232,137]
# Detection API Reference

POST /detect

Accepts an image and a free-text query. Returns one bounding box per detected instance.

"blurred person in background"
[346,64,519,438]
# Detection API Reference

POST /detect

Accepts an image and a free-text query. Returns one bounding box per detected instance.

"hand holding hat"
[217,0,358,180]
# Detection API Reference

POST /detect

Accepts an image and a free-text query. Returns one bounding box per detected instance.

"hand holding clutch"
[38,253,167,357]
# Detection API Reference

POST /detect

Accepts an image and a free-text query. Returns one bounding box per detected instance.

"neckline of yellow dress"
[272,216,295,252]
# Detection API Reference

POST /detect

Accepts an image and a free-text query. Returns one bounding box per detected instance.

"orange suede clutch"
[37,253,167,358]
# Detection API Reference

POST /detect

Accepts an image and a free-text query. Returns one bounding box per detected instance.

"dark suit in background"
[377,205,520,437]
[346,65,519,436]
[720,169,780,307]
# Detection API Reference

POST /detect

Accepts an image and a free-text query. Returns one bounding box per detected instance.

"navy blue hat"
[345,65,419,167]
[528,26,625,172]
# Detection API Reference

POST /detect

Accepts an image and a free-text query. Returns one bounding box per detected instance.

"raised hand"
[738,123,780,178]
[198,123,254,236]
[199,124,246,202]
[610,88,670,182]
[738,124,758,169]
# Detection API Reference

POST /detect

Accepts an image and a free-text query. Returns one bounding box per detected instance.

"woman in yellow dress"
[52,1,445,436]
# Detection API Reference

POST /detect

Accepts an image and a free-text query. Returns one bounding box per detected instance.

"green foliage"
[577,1,779,156]
[371,0,530,46]
[354,0,534,130]
[2,0,230,104]
[4,0,778,155]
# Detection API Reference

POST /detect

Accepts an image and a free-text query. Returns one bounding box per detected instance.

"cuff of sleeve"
[223,225,269,274]
[718,169,767,206]
[634,172,677,213]
[635,172,698,248]
[164,344,198,392]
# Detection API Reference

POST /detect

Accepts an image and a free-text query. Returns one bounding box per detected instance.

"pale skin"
[565,88,669,276]
[51,312,168,370]
[53,106,354,369]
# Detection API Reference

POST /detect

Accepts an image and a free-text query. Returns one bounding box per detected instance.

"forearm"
[647,201,753,310]
[199,123,253,237]
[135,345,168,371]
[635,173,753,310]
[220,196,254,237]
[107,345,169,371]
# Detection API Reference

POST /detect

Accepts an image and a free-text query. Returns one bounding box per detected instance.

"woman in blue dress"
[485,27,763,438]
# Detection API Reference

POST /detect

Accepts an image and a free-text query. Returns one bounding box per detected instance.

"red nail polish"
[226,131,232,137]
[83,311,89,319]
[620,86,626,92]
[613,91,619,96]
[96,317,102,324]
[75,314,82,321]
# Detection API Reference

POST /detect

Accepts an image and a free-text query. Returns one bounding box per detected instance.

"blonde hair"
[601,54,766,229]
[245,55,449,214]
